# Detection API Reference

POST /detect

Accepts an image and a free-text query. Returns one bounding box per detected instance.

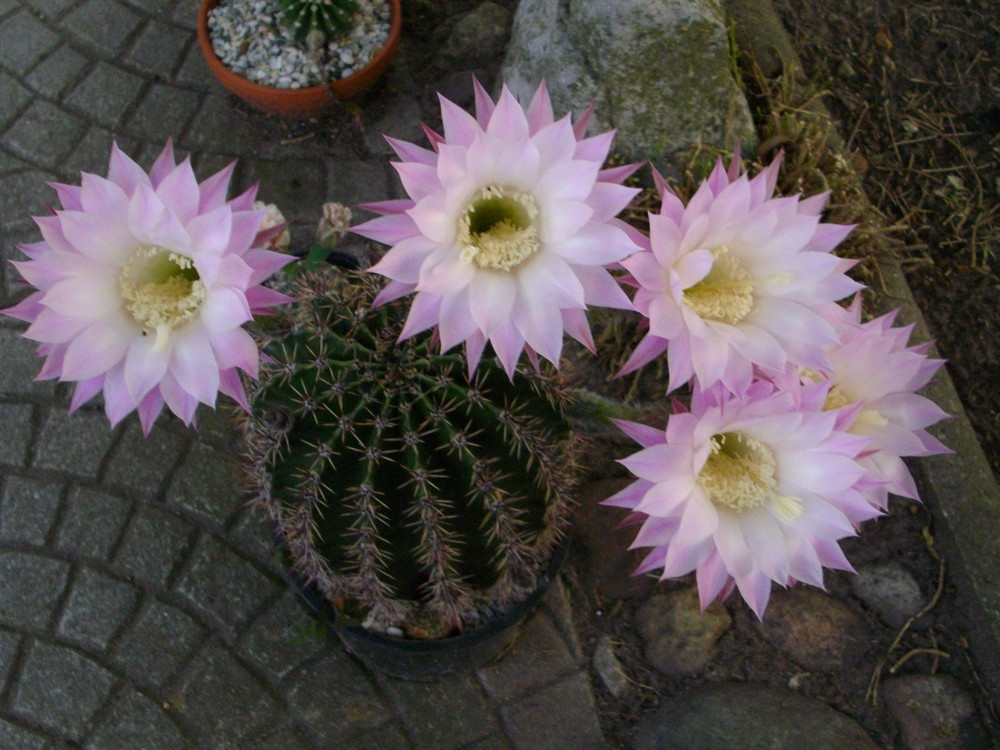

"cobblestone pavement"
[0,1,610,747]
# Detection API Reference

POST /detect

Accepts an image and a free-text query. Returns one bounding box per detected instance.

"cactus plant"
[276,0,359,41]
[238,270,579,638]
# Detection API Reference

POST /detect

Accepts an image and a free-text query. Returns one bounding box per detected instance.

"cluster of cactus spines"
[238,270,579,637]
[276,0,359,41]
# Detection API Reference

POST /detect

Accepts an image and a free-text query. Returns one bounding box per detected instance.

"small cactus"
[238,270,579,637]
[276,0,359,41]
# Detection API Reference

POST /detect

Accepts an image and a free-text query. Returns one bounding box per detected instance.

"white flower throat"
[457,186,541,271]
[700,431,803,522]
[119,247,205,351]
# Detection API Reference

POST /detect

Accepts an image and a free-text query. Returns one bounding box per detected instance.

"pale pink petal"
[197,161,236,212]
[124,335,170,403]
[155,157,200,224]
[107,142,153,194]
[62,316,135,380]
[127,183,190,253]
[487,86,530,141]
[439,93,481,146]
[168,326,219,405]
[147,139,177,186]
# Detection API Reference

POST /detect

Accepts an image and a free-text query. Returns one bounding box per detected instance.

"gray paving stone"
[11,641,116,741]
[0,175,58,257]
[237,722,313,750]
[33,408,116,479]
[0,719,48,750]
[105,421,188,498]
[64,61,146,128]
[24,44,88,99]
[173,642,282,750]
[120,0,177,14]
[241,158,327,225]
[166,441,245,524]
[380,671,497,749]
[478,610,578,703]
[0,71,32,131]
[57,568,139,651]
[541,579,584,661]
[111,598,204,689]
[179,94,262,155]
[0,475,62,545]
[190,404,240,449]
[0,150,32,176]
[364,94,425,156]
[239,590,327,683]
[0,629,20,688]
[62,127,141,180]
[4,100,87,171]
[0,551,70,630]
[63,0,143,56]
[175,535,279,636]
[348,722,414,750]
[124,19,191,77]
[459,734,506,750]
[84,686,190,750]
[20,0,78,14]
[173,38,215,88]
[500,672,609,750]
[0,10,59,76]
[226,507,282,571]
[326,158,392,210]
[285,651,389,744]
[170,0,202,32]
[113,504,194,587]
[55,488,130,560]
[0,327,57,399]
[126,82,200,142]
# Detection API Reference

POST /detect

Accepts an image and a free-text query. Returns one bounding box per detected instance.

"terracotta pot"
[197,0,401,118]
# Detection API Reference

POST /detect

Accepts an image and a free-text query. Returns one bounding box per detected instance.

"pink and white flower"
[352,79,643,377]
[789,297,951,509]
[3,141,293,433]
[619,154,863,394]
[606,380,881,618]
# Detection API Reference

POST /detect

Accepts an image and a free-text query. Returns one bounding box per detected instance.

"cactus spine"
[276,0,359,41]
[239,271,578,637]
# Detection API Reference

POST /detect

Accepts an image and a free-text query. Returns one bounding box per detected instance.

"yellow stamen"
[457,186,540,271]
[699,432,801,520]
[119,247,205,350]
[683,246,754,323]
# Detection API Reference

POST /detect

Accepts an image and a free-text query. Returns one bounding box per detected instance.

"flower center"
[824,383,850,411]
[700,432,802,521]
[683,246,754,324]
[457,186,540,271]
[119,247,205,351]
[818,380,889,431]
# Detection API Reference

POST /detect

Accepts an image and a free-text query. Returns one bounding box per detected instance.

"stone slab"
[10,641,116,741]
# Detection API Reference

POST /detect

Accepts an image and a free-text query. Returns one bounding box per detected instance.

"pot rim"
[196,0,402,113]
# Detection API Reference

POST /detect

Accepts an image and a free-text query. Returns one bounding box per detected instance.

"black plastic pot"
[288,540,568,682]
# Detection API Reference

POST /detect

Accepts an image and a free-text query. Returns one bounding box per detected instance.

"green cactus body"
[240,271,578,638]
[277,0,360,41]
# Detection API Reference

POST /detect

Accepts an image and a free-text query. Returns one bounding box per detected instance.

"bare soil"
[770,0,1000,483]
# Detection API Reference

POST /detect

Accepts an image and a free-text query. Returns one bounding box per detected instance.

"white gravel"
[208,0,391,89]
